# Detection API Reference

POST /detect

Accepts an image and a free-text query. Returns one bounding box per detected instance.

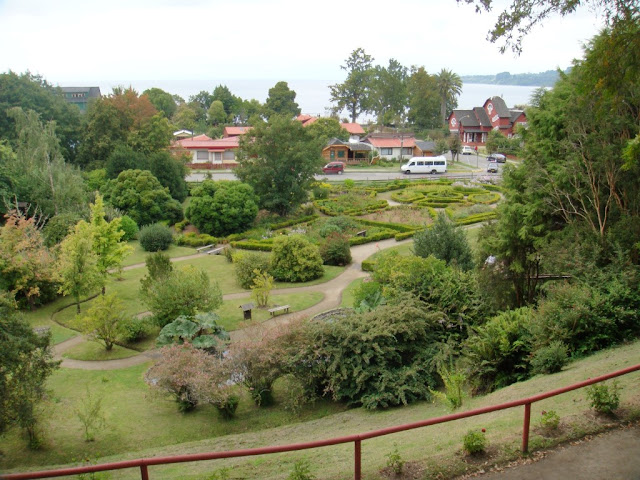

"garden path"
[53,237,412,369]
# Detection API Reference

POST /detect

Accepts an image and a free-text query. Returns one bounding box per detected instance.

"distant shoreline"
[461,68,570,88]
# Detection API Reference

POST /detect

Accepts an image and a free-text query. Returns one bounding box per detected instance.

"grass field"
[2,339,638,478]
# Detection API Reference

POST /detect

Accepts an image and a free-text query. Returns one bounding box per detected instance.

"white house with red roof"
[173,134,240,165]
[362,133,437,161]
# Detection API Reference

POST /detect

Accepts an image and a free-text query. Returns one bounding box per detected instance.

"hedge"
[230,240,274,251]
[348,229,396,246]
[174,232,219,247]
[454,211,497,225]
[361,259,377,272]
[395,229,424,241]
[467,192,501,205]
[269,214,319,230]
[356,218,417,233]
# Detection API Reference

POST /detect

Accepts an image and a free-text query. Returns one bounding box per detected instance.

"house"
[60,87,101,113]
[222,126,251,138]
[173,134,240,167]
[362,133,419,161]
[322,138,373,164]
[448,96,527,147]
[173,129,193,140]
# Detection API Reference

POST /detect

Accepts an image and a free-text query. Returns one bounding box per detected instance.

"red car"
[322,162,345,174]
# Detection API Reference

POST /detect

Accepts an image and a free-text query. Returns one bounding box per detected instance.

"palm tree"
[436,69,463,126]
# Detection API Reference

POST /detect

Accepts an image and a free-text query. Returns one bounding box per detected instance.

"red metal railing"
[3,363,639,480]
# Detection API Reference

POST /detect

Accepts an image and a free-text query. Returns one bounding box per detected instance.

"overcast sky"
[0,0,605,110]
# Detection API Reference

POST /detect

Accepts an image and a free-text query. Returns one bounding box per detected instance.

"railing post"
[140,464,149,480]
[354,439,361,480]
[522,402,531,454]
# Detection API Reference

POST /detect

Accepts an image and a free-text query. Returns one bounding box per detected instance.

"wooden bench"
[206,247,224,255]
[356,230,367,237]
[196,244,215,252]
[268,305,290,317]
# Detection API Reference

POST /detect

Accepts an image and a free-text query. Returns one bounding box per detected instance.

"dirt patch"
[380,461,425,480]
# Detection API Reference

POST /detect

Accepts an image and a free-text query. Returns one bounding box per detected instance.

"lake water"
[94,78,540,118]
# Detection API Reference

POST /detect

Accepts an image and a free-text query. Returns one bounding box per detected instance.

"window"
[337,150,345,158]
[417,161,424,166]
[223,150,235,161]
[196,151,208,161]
[434,160,445,166]
[402,147,412,155]
[381,148,392,155]
[213,152,222,162]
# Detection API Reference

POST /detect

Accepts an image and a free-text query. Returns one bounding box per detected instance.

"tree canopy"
[264,81,301,119]
[236,115,324,216]
[329,48,375,123]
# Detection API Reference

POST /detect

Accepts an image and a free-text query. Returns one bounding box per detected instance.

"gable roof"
[484,96,511,117]
[342,123,365,135]
[416,140,436,152]
[175,134,240,150]
[223,126,251,137]
[365,136,417,148]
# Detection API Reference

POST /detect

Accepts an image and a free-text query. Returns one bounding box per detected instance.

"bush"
[586,382,621,415]
[385,443,405,475]
[463,429,487,455]
[414,212,474,271]
[119,316,149,343]
[530,341,568,374]
[43,213,81,247]
[214,394,239,420]
[288,460,315,480]
[270,235,324,283]
[174,232,218,247]
[319,233,352,266]
[139,223,173,252]
[539,410,560,431]
[318,216,359,237]
[118,215,139,241]
[234,251,271,289]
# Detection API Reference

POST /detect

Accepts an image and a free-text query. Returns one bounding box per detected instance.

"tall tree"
[370,58,408,126]
[237,115,324,215]
[0,292,59,448]
[264,81,301,119]
[329,48,374,123]
[0,71,82,163]
[6,107,86,217]
[407,67,441,129]
[459,0,638,54]
[207,100,227,126]
[143,87,177,119]
[436,69,463,126]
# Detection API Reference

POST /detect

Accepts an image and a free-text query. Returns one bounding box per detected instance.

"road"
[186,152,506,183]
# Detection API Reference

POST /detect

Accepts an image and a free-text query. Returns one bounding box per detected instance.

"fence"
[3,363,639,480]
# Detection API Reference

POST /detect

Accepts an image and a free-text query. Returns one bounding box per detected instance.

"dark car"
[487,153,506,163]
[322,162,345,174]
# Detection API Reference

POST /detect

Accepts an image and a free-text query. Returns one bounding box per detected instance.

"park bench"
[268,305,290,317]
[356,230,367,237]
[206,247,224,255]
[196,244,215,252]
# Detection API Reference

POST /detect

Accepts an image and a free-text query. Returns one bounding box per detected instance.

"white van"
[400,156,447,174]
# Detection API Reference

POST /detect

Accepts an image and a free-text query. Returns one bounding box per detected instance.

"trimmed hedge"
[395,229,424,241]
[174,232,219,247]
[467,192,500,204]
[349,229,396,246]
[361,259,377,272]
[230,240,274,251]
[269,214,319,230]
[356,218,417,233]
[455,211,497,225]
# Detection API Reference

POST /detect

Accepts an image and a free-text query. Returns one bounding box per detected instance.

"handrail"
[3,363,639,480]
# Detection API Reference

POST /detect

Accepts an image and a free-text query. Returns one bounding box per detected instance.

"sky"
[0,0,606,113]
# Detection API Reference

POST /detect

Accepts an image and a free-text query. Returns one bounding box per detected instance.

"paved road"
[476,424,640,480]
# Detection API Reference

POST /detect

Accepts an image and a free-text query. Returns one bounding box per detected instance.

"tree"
[329,48,375,123]
[207,100,227,126]
[147,150,188,202]
[186,180,259,236]
[264,81,301,119]
[172,103,199,131]
[413,212,474,271]
[0,214,58,309]
[370,59,408,126]
[236,115,324,215]
[56,221,102,313]
[306,117,349,143]
[143,87,177,119]
[81,293,128,350]
[270,235,324,282]
[0,291,59,447]
[140,265,223,327]
[448,134,462,162]
[88,194,133,292]
[105,144,148,179]
[407,67,441,129]
[0,71,82,163]
[101,169,183,226]
[5,107,87,217]
[459,0,636,54]
[212,84,241,120]
[436,69,463,126]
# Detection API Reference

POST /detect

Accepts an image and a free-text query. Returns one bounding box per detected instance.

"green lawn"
[340,278,364,308]
[62,340,141,361]
[121,241,197,267]
[2,339,638,478]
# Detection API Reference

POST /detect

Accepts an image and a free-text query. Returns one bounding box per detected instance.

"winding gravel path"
[54,238,411,370]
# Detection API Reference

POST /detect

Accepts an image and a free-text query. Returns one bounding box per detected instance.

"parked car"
[461,146,474,155]
[487,153,506,163]
[322,162,345,174]
[487,163,499,173]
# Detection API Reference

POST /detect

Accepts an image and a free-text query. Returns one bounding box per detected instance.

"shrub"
[270,235,323,283]
[385,443,405,475]
[539,410,560,431]
[530,341,568,374]
[174,232,218,247]
[43,213,81,247]
[119,316,149,343]
[312,185,329,199]
[319,233,352,266]
[586,382,621,415]
[352,280,385,312]
[318,216,359,237]
[214,394,239,420]
[118,215,139,241]
[463,429,487,455]
[288,460,315,480]
[234,252,271,289]
[414,212,474,271]
[139,223,173,252]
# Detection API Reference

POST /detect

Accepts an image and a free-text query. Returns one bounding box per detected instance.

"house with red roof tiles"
[173,134,240,166]
[361,133,436,161]
[448,96,527,147]
[222,126,251,138]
